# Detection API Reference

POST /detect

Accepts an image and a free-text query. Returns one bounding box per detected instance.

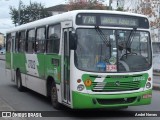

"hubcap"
[51,87,57,102]
[17,77,20,88]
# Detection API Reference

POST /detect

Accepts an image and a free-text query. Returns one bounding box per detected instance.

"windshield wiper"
[95,26,111,47]
[124,28,137,58]
[126,27,137,50]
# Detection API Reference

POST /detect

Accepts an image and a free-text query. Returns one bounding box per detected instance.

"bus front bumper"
[72,90,152,109]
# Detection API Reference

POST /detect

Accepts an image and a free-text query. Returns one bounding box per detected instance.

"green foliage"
[116,7,124,11]
[67,0,107,10]
[10,6,19,26]
[10,1,51,26]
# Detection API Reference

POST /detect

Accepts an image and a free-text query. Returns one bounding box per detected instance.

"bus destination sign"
[82,16,96,25]
[100,16,138,27]
[76,13,149,29]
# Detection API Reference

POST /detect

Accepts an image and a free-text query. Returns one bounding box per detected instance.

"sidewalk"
[153,71,160,91]
[0,98,26,120]
[153,72,160,76]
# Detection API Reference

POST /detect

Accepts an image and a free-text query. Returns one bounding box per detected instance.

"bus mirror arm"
[69,33,77,50]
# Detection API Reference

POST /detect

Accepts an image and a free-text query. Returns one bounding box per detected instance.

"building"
[112,0,160,42]
[45,4,68,16]
[0,33,4,48]
[69,0,88,2]
[45,0,105,16]
[112,0,125,10]
[46,1,88,16]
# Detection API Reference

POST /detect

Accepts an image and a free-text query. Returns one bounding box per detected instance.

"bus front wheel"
[51,82,62,110]
[16,70,24,92]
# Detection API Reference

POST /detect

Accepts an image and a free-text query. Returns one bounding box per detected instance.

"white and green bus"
[5,10,152,109]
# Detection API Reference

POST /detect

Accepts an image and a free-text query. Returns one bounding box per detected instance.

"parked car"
[0,48,6,54]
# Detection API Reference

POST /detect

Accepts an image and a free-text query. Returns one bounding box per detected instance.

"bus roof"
[7,10,148,33]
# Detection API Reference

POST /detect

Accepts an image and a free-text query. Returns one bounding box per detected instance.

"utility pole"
[109,0,112,10]
[18,0,21,25]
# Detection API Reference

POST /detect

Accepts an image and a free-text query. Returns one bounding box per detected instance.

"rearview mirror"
[69,33,77,50]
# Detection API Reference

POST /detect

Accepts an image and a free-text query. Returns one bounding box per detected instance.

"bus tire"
[51,82,62,109]
[16,70,24,92]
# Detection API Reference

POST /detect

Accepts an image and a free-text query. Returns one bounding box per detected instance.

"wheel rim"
[51,87,57,103]
[17,76,20,88]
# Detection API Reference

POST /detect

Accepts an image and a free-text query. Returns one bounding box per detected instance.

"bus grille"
[92,81,140,92]
[96,97,137,105]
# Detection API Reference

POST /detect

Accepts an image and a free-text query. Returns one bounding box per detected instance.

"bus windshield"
[75,28,152,72]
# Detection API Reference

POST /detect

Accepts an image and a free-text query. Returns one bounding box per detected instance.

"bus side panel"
[5,52,12,81]
[13,53,27,74]
[44,54,61,84]
[19,53,46,96]
[44,54,61,102]
[5,52,11,69]
[26,75,47,96]
[12,52,27,86]
[37,54,45,79]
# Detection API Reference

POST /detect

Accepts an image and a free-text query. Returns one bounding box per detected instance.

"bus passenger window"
[6,34,12,52]
[47,24,61,53]
[26,29,35,53]
[36,27,46,53]
[15,32,19,52]
[18,31,25,52]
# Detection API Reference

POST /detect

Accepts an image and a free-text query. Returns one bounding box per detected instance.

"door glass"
[63,31,67,100]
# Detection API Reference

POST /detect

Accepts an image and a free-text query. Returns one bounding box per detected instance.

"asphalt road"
[153,75,160,84]
[0,60,159,120]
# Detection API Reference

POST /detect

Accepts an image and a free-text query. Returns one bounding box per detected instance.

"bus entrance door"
[61,21,72,106]
[11,32,16,82]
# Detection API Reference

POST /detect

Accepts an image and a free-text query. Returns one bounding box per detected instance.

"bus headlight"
[77,84,84,91]
[146,82,151,89]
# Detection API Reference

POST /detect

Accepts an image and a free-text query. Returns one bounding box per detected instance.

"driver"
[118,42,131,58]
[118,42,126,57]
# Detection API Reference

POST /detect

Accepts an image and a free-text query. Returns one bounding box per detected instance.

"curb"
[153,72,160,91]
[153,72,160,76]
[153,70,160,76]
[153,85,160,91]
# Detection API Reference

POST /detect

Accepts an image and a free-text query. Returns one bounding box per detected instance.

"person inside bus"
[118,41,131,58]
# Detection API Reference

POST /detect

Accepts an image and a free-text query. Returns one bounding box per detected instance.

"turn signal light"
[84,79,92,87]
[77,79,81,83]
[148,77,151,81]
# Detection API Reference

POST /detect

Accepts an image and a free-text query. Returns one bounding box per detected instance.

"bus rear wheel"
[51,83,62,109]
[16,70,24,92]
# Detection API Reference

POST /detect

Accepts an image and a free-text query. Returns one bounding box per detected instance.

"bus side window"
[18,31,25,52]
[36,27,46,53]
[6,33,12,52]
[47,24,61,53]
[26,29,35,53]
[15,32,19,52]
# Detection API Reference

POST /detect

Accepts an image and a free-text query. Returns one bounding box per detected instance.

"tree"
[125,0,160,28]
[10,7,19,26]
[66,0,107,10]
[116,7,123,11]
[10,1,51,26]
[125,0,160,41]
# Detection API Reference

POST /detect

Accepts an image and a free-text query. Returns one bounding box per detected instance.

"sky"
[0,0,66,34]
[0,0,109,34]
